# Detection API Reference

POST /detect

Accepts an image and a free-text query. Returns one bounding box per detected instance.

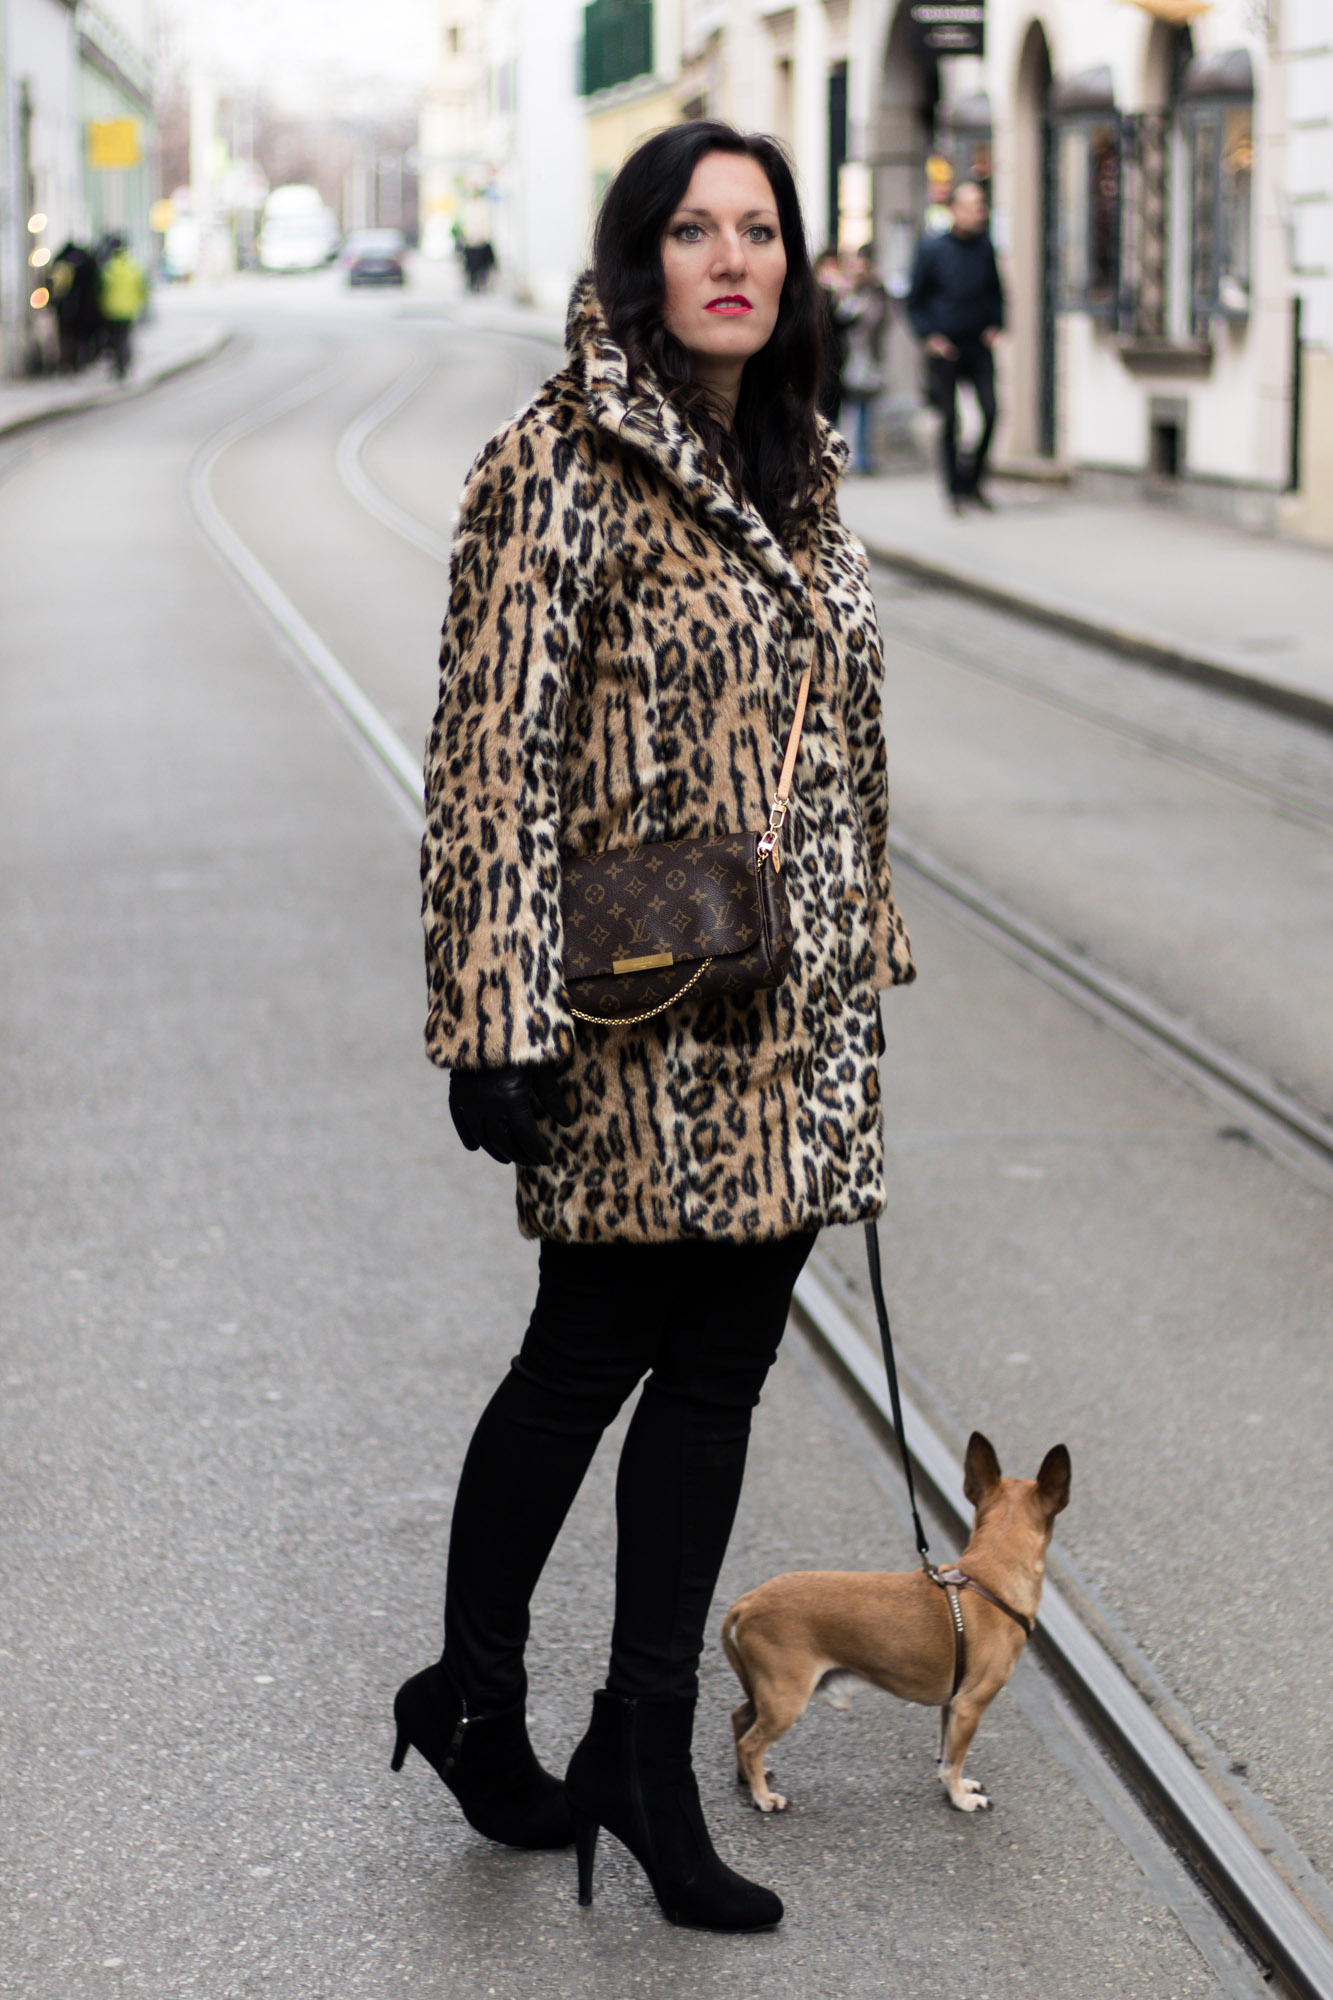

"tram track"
[866,591,1333,837]
[187,349,1333,1999]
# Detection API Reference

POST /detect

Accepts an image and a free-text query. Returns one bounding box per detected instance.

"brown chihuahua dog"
[723,1433,1070,1814]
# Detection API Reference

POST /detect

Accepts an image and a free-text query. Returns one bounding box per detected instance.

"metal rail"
[892,833,1333,1196]
[191,356,1333,2000]
[870,588,1333,835]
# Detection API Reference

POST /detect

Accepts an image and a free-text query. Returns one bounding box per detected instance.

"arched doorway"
[871,0,939,425]
[1010,21,1055,459]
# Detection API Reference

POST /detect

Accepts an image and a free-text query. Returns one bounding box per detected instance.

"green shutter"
[582,0,653,98]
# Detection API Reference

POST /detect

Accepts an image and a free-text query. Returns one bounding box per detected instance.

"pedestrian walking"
[463,236,496,293]
[906,182,1005,511]
[397,120,914,1933]
[49,243,103,373]
[98,237,147,381]
[813,245,847,421]
[836,247,890,475]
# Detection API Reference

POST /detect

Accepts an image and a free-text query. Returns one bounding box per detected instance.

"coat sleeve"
[836,542,916,991]
[985,241,1006,330]
[421,413,599,1070]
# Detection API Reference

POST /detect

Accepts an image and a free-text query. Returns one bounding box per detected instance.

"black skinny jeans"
[442,1231,816,1709]
[928,337,998,496]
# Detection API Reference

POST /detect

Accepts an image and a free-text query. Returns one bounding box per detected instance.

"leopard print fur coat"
[422,277,914,1243]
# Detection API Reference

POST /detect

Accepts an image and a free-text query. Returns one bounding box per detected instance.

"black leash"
[863,1218,932,1567]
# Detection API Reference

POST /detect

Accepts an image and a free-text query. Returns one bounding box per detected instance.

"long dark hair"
[591,121,827,545]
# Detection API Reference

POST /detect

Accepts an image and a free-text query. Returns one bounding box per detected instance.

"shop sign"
[909,3,985,56]
[87,119,140,169]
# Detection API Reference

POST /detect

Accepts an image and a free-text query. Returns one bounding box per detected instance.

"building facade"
[1,0,153,374]
[77,0,152,261]
[1,0,80,372]
[419,0,586,312]
[1280,0,1333,545]
[855,0,1331,541]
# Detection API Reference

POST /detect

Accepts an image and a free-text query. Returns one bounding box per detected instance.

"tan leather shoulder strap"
[774,667,811,806]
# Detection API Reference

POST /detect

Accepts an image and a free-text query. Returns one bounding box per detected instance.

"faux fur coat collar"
[563,274,846,597]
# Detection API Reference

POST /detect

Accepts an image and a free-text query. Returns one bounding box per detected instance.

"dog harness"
[927,1563,1034,1758]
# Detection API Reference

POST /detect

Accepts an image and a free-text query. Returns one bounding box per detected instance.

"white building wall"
[6,0,81,241]
[420,0,586,306]
[511,0,587,309]
[1284,0,1333,351]
[2,0,81,372]
[1279,0,1333,544]
[418,0,488,261]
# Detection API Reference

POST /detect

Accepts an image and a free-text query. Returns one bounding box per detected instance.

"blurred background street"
[3,3,1333,1998]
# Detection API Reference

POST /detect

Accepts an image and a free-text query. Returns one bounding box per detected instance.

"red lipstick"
[705,295,753,315]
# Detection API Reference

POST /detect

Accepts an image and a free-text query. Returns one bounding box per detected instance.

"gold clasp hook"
[756,793,790,872]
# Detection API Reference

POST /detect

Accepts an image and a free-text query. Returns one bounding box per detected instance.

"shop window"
[1181,48,1253,325]
[1050,69,1120,316]
[1186,100,1252,320]
[1057,118,1120,313]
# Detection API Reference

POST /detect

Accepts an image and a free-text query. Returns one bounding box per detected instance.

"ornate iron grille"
[1119,111,1170,337]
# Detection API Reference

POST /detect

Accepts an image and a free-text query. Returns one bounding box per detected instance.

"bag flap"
[561,834,763,984]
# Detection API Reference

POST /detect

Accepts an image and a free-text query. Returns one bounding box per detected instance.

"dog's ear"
[963,1432,1002,1507]
[1036,1444,1071,1516]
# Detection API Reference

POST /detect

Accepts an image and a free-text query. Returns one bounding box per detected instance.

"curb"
[0,326,233,441]
[856,534,1333,736]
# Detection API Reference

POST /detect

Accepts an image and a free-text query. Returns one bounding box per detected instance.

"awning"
[1050,66,1116,116]
[944,91,992,132]
[1182,48,1254,99]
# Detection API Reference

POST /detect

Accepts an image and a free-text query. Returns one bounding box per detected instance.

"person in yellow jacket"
[99,238,147,380]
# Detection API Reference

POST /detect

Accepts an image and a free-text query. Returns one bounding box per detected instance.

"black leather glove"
[448,1062,575,1168]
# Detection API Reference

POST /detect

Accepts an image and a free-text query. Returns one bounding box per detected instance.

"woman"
[837,247,890,475]
[395,122,914,1934]
[812,245,848,420]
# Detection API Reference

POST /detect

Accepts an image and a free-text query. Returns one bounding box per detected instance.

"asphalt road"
[2,273,1329,1997]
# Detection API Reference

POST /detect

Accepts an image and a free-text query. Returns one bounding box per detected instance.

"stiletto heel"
[565,1691,782,1932]
[574,1813,599,1906]
[390,1658,573,1849]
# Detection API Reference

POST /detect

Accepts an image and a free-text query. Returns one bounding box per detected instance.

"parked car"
[342,229,407,287]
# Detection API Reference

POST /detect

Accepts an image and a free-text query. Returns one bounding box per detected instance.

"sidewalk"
[839,467,1333,731]
[0,305,229,439]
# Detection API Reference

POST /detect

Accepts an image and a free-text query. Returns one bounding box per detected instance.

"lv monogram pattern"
[561,833,794,1019]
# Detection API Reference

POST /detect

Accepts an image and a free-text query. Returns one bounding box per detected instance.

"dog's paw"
[941,1770,992,1812]
[752,1790,788,1814]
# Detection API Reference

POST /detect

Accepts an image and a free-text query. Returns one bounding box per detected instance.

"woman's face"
[660,152,787,387]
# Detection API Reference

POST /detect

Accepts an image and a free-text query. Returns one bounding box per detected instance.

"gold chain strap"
[567,956,714,1027]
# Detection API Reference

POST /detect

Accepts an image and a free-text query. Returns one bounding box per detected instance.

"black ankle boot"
[565,1690,782,1931]
[391,1659,574,1850]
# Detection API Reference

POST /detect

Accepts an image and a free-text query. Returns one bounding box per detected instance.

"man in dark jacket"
[906,182,1005,510]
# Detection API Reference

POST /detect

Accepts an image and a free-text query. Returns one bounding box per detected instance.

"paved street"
[3,276,1331,1997]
